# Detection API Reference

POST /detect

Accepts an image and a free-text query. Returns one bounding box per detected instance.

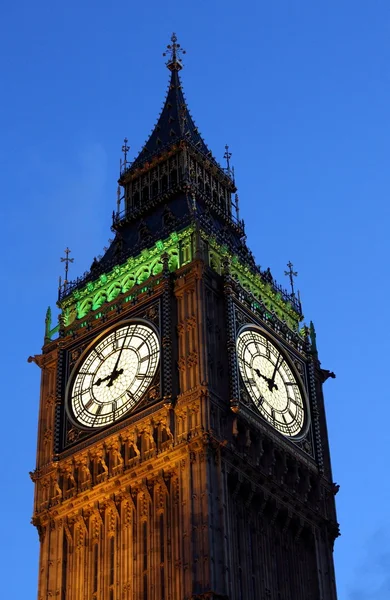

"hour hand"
[106,368,124,387]
[254,368,271,384]
[94,374,112,386]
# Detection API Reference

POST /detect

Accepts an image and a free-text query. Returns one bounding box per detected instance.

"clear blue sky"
[1,2,389,598]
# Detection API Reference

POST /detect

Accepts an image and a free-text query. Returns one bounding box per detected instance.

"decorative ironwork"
[60,247,74,294]
[120,137,130,174]
[224,144,232,171]
[163,33,186,71]
[284,261,298,296]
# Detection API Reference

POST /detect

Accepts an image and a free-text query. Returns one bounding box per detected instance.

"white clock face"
[236,328,306,437]
[69,322,159,428]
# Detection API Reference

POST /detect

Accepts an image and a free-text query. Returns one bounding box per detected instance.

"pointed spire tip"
[163,32,186,71]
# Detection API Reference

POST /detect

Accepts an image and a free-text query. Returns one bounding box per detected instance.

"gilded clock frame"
[64,317,161,432]
[236,322,311,442]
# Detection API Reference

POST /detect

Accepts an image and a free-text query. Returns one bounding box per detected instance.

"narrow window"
[152,180,159,197]
[238,569,243,600]
[143,521,148,571]
[142,521,148,599]
[161,566,165,600]
[142,186,149,202]
[143,574,148,600]
[160,513,165,563]
[161,174,168,192]
[61,532,67,600]
[160,513,165,599]
[92,543,98,594]
[109,536,115,586]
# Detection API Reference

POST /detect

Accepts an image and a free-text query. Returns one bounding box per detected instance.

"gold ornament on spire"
[163,33,186,71]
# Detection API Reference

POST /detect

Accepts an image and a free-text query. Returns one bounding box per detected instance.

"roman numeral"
[136,330,154,350]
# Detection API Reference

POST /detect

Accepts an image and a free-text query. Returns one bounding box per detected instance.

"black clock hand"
[268,355,281,392]
[94,374,112,386]
[254,368,273,386]
[107,367,124,387]
[107,329,129,387]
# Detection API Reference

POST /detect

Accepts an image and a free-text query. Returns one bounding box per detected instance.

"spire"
[127,33,218,171]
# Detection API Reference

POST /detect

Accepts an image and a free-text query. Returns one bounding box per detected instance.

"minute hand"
[268,354,282,391]
[107,330,129,387]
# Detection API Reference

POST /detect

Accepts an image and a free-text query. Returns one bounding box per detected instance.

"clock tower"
[31,35,339,600]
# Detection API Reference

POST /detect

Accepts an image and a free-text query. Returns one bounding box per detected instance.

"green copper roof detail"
[309,320,318,356]
[203,232,303,330]
[53,220,302,339]
[58,226,194,326]
[44,306,60,342]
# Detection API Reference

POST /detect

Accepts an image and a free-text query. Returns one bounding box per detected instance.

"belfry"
[31,34,339,600]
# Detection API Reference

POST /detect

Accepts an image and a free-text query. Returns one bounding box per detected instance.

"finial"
[121,137,130,171]
[60,247,74,286]
[45,307,52,342]
[163,33,186,71]
[309,321,318,356]
[284,261,298,296]
[224,144,232,172]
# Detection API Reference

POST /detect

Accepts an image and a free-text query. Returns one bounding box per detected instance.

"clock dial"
[69,322,159,428]
[236,328,306,437]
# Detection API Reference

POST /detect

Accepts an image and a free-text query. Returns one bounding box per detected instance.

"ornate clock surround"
[232,301,316,458]
[55,298,167,453]
[236,323,310,439]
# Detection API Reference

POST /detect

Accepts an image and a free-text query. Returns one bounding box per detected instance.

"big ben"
[31,35,339,600]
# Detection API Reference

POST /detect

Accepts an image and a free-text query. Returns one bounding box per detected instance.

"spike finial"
[60,247,74,285]
[163,33,186,71]
[121,137,130,170]
[224,144,232,171]
[284,261,298,296]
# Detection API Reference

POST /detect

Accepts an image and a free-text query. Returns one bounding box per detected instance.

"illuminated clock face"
[69,323,160,428]
[236,328,306,437]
